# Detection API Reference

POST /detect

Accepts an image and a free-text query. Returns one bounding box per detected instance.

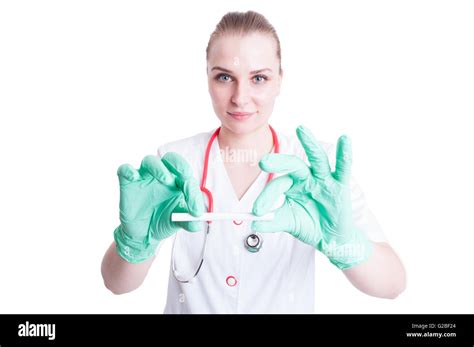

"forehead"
[208,33,278,70]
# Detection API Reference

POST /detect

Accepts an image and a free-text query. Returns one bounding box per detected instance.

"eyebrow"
[211,66,273,74]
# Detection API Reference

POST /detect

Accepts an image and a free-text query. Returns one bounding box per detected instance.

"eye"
[215,73,233,82]
[253,74,268,84]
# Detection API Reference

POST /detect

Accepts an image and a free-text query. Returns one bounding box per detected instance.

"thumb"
[251,205,293,233]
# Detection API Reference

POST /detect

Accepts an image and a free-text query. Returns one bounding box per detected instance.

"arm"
[343,242,406,299]
[252,126,407,300]
[101,242,155,295]
[102,153,204,294]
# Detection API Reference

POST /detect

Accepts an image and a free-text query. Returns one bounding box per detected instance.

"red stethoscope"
[171,125,279,283]
[201,124,279,214]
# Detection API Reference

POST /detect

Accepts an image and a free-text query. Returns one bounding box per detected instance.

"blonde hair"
[206,11,282,74]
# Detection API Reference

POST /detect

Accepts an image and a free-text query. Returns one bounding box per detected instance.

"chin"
[221,119,268,135]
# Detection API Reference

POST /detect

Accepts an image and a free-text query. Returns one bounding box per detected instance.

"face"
[207,33,283,135]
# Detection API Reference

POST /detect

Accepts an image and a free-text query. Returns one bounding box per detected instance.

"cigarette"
[171,212,274,222]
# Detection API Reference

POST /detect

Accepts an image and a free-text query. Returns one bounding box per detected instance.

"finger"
[161,152,194,181]
[161,152,204,216]
[333,135,352,184]
[139,155,175,186]
[253,175,293,216]
[251,205,292,232]
[296,125,331,179]
[162,152,205,217]
[172,198,204,232]
[259,154,310,180]
[181,178,205,217]
[117,164,140,185]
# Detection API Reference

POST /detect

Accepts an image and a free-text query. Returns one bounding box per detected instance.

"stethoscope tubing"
[171,125,279,283]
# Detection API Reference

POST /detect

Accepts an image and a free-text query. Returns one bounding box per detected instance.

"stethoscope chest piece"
[245,233,263,253]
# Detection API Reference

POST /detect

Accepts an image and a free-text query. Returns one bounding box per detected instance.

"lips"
[228,112,254,116]
[227,111,256,121]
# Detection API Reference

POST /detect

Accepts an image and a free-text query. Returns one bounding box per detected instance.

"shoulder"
[156,130,214,180]
[157,131,212,158]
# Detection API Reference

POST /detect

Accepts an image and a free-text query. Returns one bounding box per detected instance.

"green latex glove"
[114,152,205,263]
[252,125,373,270]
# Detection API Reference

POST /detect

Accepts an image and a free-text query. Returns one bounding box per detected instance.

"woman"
[101,11,406,313]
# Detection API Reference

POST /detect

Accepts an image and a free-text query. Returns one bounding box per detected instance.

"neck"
[218,124,274,163]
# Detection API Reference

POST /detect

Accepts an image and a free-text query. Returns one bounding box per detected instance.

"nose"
[231,81,251,107]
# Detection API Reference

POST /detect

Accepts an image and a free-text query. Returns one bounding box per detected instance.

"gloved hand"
[252,125,373,270]
[114,152,205,263]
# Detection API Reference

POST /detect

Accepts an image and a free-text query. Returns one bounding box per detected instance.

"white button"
[226,276,238,287]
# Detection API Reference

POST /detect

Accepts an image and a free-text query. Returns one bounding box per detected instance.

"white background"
[0,0,473,313]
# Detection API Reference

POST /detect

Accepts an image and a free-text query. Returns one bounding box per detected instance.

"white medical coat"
[157,129,386,314]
